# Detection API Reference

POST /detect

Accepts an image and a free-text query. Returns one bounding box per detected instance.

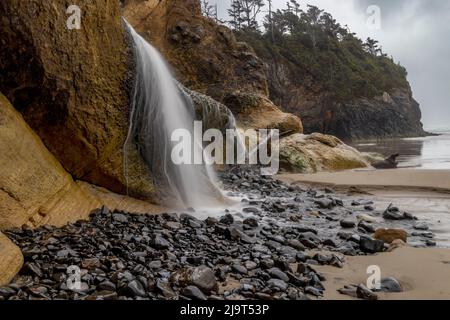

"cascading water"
[124,22,227,209]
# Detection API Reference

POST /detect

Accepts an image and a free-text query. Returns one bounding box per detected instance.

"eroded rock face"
[0,0,157,201]
[0,93,101,230]
[223,92,303,134]
[279,133,370,173]
[265,58,425,140]
[0,232,23,286]
[124,0,268,102]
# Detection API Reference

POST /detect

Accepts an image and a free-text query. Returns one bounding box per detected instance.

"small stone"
[379,277,403,293]
[81,258,100,270]
[414,222,429,231]
[164,221,182,231]
[244,261,258,270]
[205,217,218,226]
[359,221,376,233]
[0,286,16,298]
[360,236,385,253]
[98,281,116,292]
[126,280,146,297]
[356,284,378,300]
[268,268,289,282]
[220,214,234,225]
[232,264,248,275]
[23,262,43,278]
[243,207,261,214]
[267,279,288,291]
[285,239,306,251]
[191,266,218,294]
[305,286,323,297]
[112,213,128,223]
[151,235,171,250]
[315,199,334,209]
[149,260,162,269]
[374,229,407,244]
[182,286,207,300]
[243,217,259,228]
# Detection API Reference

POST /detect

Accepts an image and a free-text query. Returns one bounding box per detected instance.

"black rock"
[414,222,429,231]
[98,281,116,292]
[360,236,385,253]
[305,286,323,297]
[219,214,234,225]
[268,268,289,282]
[182,286,207,300]
[340,219,356,229]
[232,264,248,275]
[151,235,171,250]
[315,199,334,209]
[23,262,43,278]
[358,221,376,233]
[243,217,259,228]
[112,213,128,223]
[379,277,403,293]
[191,266,217,294]
[356,284,378,300]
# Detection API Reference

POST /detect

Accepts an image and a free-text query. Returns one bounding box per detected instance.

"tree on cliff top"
[228,0,265,30]
[227,1,408,102]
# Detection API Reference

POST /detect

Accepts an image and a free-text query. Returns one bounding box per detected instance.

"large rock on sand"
[280,133,370,173]
[0,232,23,286]
[0,0,157,201]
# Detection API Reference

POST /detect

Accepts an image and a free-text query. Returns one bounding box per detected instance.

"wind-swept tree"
[228,0,265,30]
[201,0,215,19]
[364,37,382,56]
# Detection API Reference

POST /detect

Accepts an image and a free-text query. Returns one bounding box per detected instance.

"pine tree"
[201,0,215,20]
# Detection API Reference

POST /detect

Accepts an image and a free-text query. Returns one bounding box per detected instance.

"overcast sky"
[211,0,450,129]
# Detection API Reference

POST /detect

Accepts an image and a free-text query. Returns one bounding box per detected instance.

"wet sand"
[277,169,450,193]
[316,246,450,300]
[278,169,450,299]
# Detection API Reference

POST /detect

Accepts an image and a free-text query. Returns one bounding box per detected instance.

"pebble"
[182,286,207,300]
[340,219,356,229]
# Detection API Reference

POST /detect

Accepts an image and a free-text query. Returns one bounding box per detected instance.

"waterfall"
[124,22,226,209]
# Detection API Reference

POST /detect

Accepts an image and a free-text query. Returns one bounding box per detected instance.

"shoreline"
[278,168,450,299]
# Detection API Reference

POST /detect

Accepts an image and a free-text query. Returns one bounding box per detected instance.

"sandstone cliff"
[0,232,23,286]
[0,0,157,201]
[265,58,425,140]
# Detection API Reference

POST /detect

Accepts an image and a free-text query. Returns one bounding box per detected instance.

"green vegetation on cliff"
[226,1,409,102]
